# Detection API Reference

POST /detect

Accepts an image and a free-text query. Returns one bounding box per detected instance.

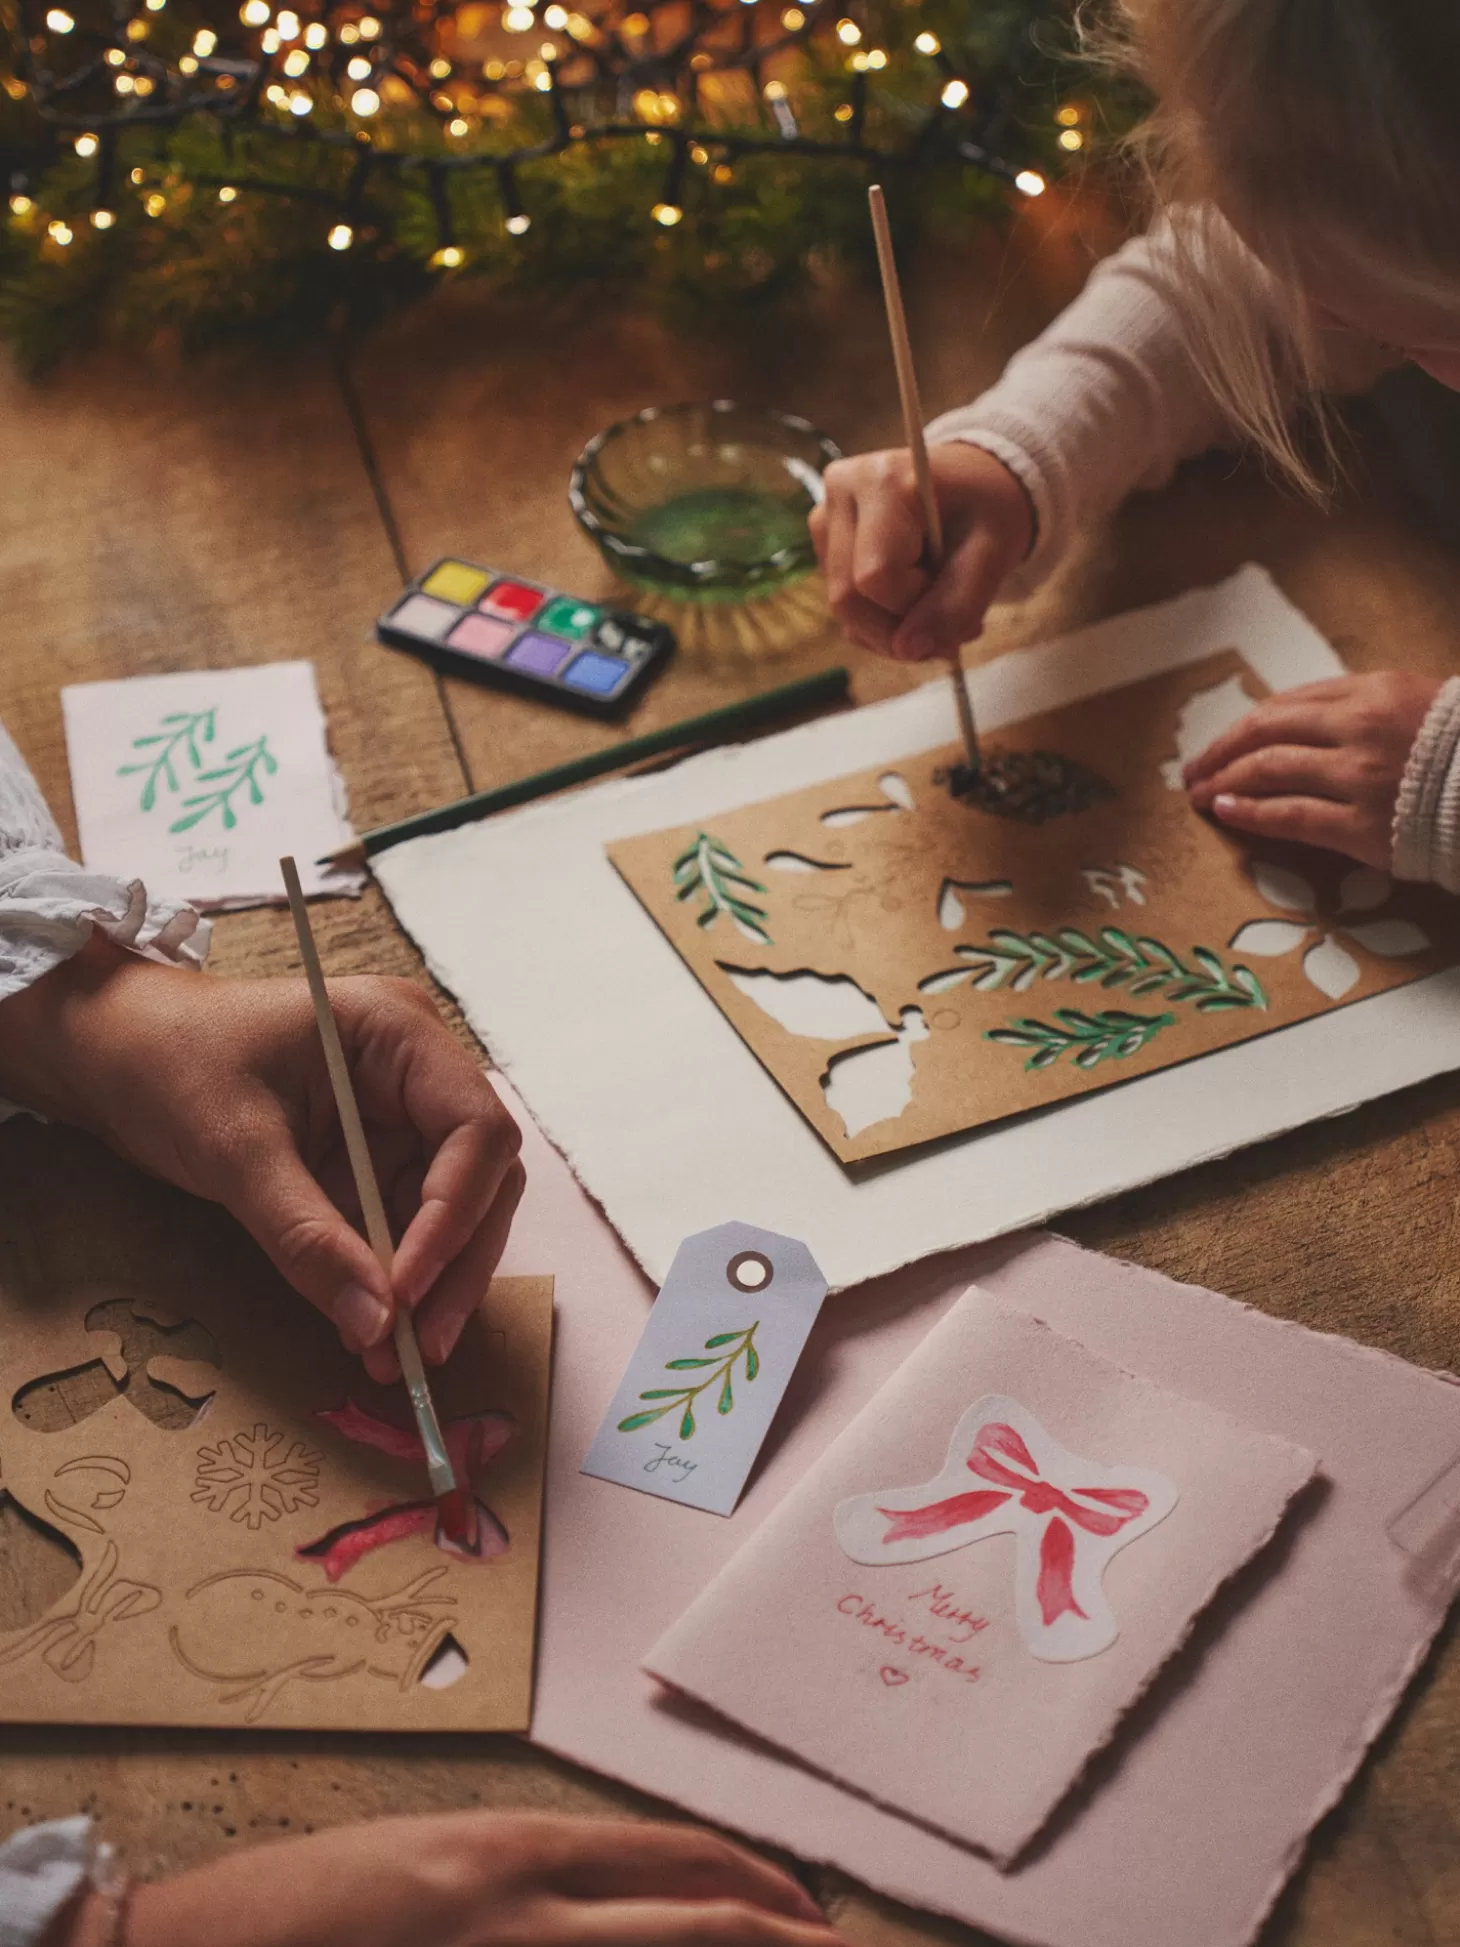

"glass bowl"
[569,401,842,603]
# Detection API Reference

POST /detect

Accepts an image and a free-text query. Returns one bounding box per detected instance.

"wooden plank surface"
[2,198,1460,1947]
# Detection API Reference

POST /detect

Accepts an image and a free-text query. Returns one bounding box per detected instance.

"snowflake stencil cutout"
[1229,863,1430,1000]
[193,1424,323,1530]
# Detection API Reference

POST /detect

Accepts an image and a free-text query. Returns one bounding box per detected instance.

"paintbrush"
[280,855,474,1550]
[867,182,981,786]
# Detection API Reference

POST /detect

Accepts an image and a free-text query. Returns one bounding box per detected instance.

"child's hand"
[0,941,523,1380]
[1184,671,1442,867]
[809,442,1033,662]
[109,1811,843,1947]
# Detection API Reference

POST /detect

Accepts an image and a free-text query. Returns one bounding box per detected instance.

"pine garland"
[0,0,1100,371]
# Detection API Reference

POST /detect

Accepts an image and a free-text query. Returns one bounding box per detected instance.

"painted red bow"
[878,1421,1150,1627]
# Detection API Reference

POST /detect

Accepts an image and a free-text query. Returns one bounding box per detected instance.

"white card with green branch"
[63,662,363,909]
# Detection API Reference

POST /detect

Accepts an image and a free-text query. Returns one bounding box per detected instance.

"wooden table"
[4,195,1460,1945]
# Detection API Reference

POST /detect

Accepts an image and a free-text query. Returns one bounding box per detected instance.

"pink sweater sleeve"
[924,219,1236,599]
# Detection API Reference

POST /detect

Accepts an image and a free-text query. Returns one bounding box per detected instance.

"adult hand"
[1184,671,1441,866]
[810,441,1033,662]
[74,1811,842,1947]
[0,939,523,1381]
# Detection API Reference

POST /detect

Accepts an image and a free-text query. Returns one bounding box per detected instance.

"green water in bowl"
[628,486,812,571]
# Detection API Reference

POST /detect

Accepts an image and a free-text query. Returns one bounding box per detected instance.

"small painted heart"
[878,1666,910,1687]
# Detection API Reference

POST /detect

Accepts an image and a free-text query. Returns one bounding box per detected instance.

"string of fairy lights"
[4,0,1078,266]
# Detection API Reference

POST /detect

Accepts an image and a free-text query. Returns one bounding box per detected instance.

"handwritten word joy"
[643,1443,697,1485]
[837,1593,985,1684]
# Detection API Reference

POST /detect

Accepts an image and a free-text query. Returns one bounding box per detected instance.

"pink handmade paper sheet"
[493,1081,1460,1947]
[646,1296,1316,1864]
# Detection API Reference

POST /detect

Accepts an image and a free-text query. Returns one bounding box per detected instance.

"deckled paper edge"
[643,1293,1322,1868]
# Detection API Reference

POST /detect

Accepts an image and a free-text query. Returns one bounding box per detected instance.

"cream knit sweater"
[926,221,1456,890]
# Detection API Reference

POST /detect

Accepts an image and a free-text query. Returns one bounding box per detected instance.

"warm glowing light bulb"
[543,4,566,24]
[45,7,75,29]
[865,47,885,67]
[91,207,115,228]
[533,68,551,88]
[849,50,868,70]
[145,192,166,215]
[940,77,969,108]
[506,211,530,234]
[350,85,380,114]
[304,22,327,47]
[265,80,287,101]
[346,54,371,77]
[193,27,217,52]
[105,45,125,62]
[651,201,682,226]
[289,88,311,112]
[763,79,786,100]
[241,0,270,24]
[283,46,309,73]
[114,74,135,92]
[1058,127,1083,150]
[448,114,469,133]
[260,28,280,50]
[357,14,380,35]
[338,21,358,40]
[780,5,803,22]
[48,219,73,243]
[74,132,99,157]
[1015,168,1046,197]
[835,16,860,43]
[503,5,533,28]
[9,194,33,215]
[133,73,154,92]
[914,30,939,53]
[328,222,353,249]
[832,101,852,121]
[1056,104,1080,127]
[218,184,238,201]
[126,17,149,39]
[178,52,198,70]
[276,9,299,35]
[130,167,145,184]
[429,55,451,76]
[430,243,464,267]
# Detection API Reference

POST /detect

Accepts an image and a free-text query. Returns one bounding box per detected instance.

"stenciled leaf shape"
[617,1408,671,1433]
[1345,918,1430,957]
[718,1372,734,1415]
[1303,936,1361,999]
[1253,862,1316,912]
[664,1357,717,1369]
[1338,867,1392,913]
[704,1331,745,1348]
[1230,919,1311,957]
[745,1343,759,1381]
[680,1405,696,1441]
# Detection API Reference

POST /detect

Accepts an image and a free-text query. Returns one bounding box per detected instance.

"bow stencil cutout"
[835,1397,1178,1662]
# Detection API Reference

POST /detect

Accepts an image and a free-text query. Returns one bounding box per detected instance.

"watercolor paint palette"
[378,557,675,718]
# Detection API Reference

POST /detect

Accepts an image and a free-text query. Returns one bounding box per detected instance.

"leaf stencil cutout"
[1251,862,1316,912]
[1230,919,1311,957]
[938,879,1014,930]
[1302,938,1361,999]
[723,967,893,1041]
[1346,919,1430,956]
[823,1008,929,1138]
[877,771,916,811]
[764,852,850,875]
[1338,867,1391,913]
[672,834,771,944]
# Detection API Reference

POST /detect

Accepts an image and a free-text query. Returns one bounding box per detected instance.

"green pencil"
[321,665,852,868]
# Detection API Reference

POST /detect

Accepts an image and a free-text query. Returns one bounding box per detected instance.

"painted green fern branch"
[672,833,771,945]
[987,1008,1176,1072]
[169,735,279,834]
[617,1324,761,1441]
[118,709,217,813]
[923,925,1266,1014]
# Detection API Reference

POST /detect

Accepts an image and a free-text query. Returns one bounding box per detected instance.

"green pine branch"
[987,1007,1175,1072]
[118,709,217,813]
[169,735,278,833]
[673,833,771,944]
[617,1324,761,1441]
[924,925,1266,1014]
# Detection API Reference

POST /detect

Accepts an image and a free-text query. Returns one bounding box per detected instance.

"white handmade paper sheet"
[64,662,363,908]
[377,567,1460,1287]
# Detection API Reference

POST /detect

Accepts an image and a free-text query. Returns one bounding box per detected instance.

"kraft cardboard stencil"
[609,649,1460,1164]
[645,1291,1318,1867]
[0,1274,553,1732]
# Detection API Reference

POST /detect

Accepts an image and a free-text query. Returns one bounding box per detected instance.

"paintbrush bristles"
[868,183,943,567]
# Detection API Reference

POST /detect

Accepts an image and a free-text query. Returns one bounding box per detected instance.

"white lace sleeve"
[0,1817,104,1947]
[0,719,210,1005]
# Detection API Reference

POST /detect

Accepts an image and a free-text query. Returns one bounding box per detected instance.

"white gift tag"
[581,1221,827,1516]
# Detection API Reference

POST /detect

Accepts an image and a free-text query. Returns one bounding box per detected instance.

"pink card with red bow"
[644,1291,1317,1865]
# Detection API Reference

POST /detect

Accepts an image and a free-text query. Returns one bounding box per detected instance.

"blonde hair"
[1088,0,1460,495]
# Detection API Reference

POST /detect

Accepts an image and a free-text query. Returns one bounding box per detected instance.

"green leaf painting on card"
[986,1007,1175,1071]
[168,735,279,833]
[118,709,217,813]
[617,1323,761,1440]
[922,926,1267,1014]
[672,833,771,945]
